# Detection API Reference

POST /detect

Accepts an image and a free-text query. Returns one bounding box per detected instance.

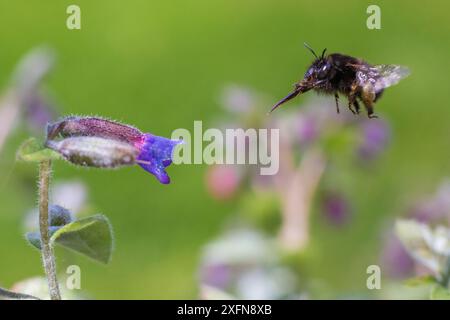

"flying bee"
[270,43,410,118]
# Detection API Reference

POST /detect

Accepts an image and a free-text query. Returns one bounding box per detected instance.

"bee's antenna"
[321,48,327,59]
[303,42,319,59]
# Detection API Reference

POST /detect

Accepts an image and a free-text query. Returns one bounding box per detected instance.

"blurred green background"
[0,0,449,299]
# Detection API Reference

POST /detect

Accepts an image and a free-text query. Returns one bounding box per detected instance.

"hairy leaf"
[25,215,113,264]
[51,215,113,264]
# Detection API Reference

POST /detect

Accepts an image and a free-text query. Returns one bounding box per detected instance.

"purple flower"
[408,181,450,224]
[322,192,351,227]
[24,92,56,132]
[46,116,182,184]
[134,133,182,184]
[357,119,390,161]
[297,115,318,145]
[200,263,231,289]
[380,232,415,279]
[221,85,255,113]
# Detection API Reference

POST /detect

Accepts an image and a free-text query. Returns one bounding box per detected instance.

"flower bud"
[47,116,143,144]
[46,136,139,168]
[45,116,182,184]
[48,205,73,226]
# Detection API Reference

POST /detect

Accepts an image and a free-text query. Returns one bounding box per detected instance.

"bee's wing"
[372,64,410,92]
[356,64,410,93]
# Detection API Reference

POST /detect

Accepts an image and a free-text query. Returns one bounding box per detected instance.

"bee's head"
[305,59,331,80]
[268,43,330,113]
[302,43,332,85]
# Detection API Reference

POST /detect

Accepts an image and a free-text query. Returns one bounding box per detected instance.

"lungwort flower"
[45,116,182,184]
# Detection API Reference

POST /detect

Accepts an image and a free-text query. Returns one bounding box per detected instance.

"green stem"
[38,159,61,300]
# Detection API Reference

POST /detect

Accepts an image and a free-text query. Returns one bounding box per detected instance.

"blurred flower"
[202,229,276,266]
[297,114,319,145]
[208,87,392,254]
[322,191,352,227]
[0,47,56,153]
[206,165,241,201]
[199,228,300,299]
[12,47,55,98]
[46,116,182,184]
[357,119,390,161]
[409,181,450,224]
[220,85,255,114]
[290,97,341,146]
[235,267,297,300]
[396,219,450,282]
[200,263,231,289]
[24,180,88,231]
[276,148,326,251]
[13,47,58,132]
[381,180,450,280]
[11,277,84,300]
[0,92,21,153]
[23,92,57,133]
[381,232,415,279]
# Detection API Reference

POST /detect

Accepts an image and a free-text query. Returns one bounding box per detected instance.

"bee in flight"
[270,43,410,118]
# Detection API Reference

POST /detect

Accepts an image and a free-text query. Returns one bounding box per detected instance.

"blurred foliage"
[0,0,450,298]
[16,137,61,162]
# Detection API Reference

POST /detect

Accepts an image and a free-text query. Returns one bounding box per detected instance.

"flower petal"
[136,134,182,184]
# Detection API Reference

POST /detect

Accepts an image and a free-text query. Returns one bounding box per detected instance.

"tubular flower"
[46,116,182,184]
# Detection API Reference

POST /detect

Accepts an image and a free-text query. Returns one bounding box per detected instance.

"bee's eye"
[304,68,314,78]
[317,63,330,79]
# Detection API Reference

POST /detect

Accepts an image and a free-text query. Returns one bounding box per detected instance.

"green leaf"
[26,232,42,250]
[26,226,61,250]
[430,284,450,300]
[16,137,61,162]
[51,214,113,264]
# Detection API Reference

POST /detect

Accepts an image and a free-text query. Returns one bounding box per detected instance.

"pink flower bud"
[206,165,241,200]
[45,116,182,184]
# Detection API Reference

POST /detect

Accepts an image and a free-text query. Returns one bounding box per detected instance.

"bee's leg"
[347,97,357,114]
[347,83,359,115]
[353,99,360,114]
[361,85,378,119]
[334,93,340,114]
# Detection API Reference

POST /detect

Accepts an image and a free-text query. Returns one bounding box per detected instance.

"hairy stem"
[38,159,61,300]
